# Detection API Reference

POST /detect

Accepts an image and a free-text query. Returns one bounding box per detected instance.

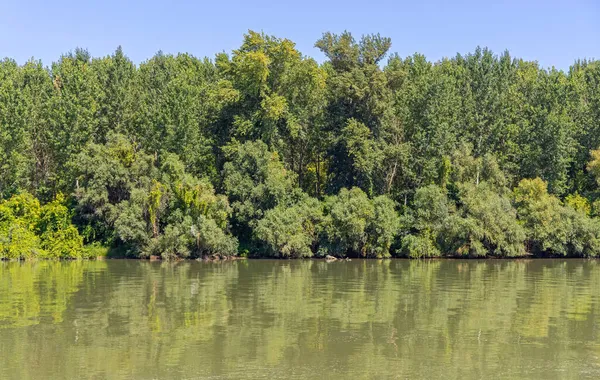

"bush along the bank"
[0,193,84,259]
[320,188,399,258]
[513,178,600,256]
[71,133,238,259]
[2,31,600,259]
[397,151,600,258]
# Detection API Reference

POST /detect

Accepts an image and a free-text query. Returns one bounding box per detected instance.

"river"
[1,259,599,379]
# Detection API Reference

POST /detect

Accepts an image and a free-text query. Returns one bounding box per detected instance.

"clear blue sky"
[2,0,599,70]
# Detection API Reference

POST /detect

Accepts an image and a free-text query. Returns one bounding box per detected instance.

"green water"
[1,259,599,379]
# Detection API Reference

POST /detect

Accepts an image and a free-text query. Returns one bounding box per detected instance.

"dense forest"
[1,30,600,259]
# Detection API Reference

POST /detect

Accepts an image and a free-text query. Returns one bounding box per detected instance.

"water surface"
[1,259,599,379]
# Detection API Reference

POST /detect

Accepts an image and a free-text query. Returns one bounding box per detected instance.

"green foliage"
[401,180,524,257]
[2,33,600,259]
[337,119,378,194]
[321,188,374,256]
[449,145,508,188]
[255,196,323,258]
[561,206,600,257]
[411,185,452,232]
[72,132,155,247]
[192,216,239,257]
[514,178,600,256]
[223,140,299,232]
[0,192,83,259]
[320,188,398,257]
[0,60,39,197]
[130,52,217,180]
[514,178,568,255]
[83,243,110,259]
[564,193,591,215]
[72,135,237,258]
[400,231,441,258]
[366,196,400,257]
[587,148,600,186]
[316,32,392,195]
[0,193,42,259]
[448,183,525,257]
[37,194,84,258]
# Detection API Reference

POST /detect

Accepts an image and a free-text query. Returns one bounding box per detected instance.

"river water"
[1,259,599,379]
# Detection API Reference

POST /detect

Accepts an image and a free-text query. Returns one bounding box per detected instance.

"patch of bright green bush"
[0,193,83,259]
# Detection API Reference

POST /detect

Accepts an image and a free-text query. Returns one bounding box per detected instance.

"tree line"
[1,30,600,259]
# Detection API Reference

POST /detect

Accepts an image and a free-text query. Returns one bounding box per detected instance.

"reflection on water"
[1,259,600,379]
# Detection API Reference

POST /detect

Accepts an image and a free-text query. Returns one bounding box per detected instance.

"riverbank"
[5,251,600,262]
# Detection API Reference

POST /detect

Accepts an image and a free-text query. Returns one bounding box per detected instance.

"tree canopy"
[2,30,600,259]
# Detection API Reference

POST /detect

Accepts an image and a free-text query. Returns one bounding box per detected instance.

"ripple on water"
[0,259,599,379]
